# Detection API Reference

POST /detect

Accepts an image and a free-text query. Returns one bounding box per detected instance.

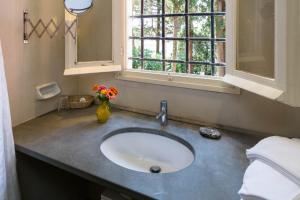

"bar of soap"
[199,127,222,140]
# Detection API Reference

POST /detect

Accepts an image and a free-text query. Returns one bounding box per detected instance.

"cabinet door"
[224,0,287,100]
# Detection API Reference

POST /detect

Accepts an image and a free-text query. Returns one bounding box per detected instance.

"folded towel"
[239,160,300,200]
[246,136,300,186]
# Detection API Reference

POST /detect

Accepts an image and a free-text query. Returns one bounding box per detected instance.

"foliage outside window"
[127,0,226,77]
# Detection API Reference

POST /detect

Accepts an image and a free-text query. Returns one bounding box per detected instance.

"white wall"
[0,0,78,126]
[78,73,300,138]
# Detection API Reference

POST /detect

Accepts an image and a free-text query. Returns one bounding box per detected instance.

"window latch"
[168,73,174,81]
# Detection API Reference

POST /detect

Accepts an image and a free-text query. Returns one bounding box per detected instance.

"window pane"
[214,0,226,12]
[130,18,141,37]
[144,61,163,71]
[144,0,162,15]
[175,63,188,73]
[191,65,213,76]
[165,0,185,14]
[131,0,141,15]
[132,59,142,69]
[190,41,211,62]
[215,41,225,63]
[165,62,172,72]
[191,64,214,75]
[166,62,187,73]
[131,39,141,57]
[190,64,206,75]
[128,0,227,77]
[214,16,226,38]
[144,18,162,37]
[189,0,211,13]
[165,40,186,61]
[189,16,211,38]
[144,40,162,59]
[165,16,185,37]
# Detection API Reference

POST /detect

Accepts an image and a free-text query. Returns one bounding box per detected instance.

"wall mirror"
[64,0,122,76]
[64,0,93,15]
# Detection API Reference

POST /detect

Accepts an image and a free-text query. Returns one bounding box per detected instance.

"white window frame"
[116,0,240,94]
[223,0,287,100]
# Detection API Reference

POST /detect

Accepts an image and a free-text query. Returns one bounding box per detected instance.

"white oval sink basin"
[100,128,194,173]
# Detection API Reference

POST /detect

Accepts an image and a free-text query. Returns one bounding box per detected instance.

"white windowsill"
[64,65,122,76]
[116,70,240,94]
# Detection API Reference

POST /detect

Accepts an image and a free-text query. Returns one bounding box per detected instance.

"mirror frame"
[64,0,94,16]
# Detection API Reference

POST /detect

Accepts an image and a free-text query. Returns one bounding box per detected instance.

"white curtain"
[0,41,20,200]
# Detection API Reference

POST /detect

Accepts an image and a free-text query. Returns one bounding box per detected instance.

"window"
[127,0,226,77]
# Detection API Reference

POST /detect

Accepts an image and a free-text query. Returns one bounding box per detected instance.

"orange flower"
[106,89,116,100]
[109,86,119,95]
[92,84,100,91]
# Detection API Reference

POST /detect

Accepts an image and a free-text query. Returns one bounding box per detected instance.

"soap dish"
[67,95,94,109]
[36,82,61,100]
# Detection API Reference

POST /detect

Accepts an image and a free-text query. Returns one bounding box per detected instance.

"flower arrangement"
[92,84,119,123]
[93,84,119,103]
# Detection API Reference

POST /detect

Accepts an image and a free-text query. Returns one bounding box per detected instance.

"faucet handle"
[156,100,167,119]
[156,112,164,120]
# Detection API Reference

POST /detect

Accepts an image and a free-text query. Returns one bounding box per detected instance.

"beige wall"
[0,0,78,126]
[78,73,300,138]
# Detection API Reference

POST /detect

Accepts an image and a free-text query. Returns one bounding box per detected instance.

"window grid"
[129,0,226,75]
[162,0,166,71]
[185,0,189,72]
[140,0,145,69]
[210,0,215,75]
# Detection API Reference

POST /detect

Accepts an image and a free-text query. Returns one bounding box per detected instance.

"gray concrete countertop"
[13,107,261,200]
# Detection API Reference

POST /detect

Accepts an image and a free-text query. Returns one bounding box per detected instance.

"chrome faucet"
[156,100,168,127]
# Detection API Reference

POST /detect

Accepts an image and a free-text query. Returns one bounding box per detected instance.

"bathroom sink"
[100,128,195,173]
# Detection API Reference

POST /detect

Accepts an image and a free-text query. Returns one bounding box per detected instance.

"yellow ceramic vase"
[96,102,111,123]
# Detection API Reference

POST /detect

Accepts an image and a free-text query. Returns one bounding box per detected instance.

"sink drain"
[150,166,161,173]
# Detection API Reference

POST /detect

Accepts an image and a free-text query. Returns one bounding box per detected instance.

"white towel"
[239,160,300,200]
[246,136,300,186]
[0,41,20,200]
